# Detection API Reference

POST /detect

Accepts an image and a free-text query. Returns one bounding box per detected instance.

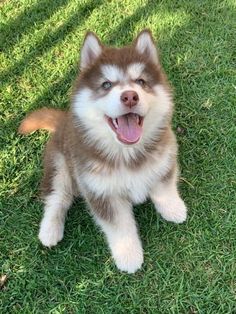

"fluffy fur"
[19,29,187,273]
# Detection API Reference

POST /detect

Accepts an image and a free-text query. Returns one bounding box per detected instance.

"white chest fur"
[79,148,172,204]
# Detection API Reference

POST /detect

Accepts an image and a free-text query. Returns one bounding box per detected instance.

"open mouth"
[106,113,144,145]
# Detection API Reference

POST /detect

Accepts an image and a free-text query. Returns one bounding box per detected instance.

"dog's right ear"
[80,32,103,70]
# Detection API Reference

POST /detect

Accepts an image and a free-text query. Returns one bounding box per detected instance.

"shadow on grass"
[107,0,160,45]
[1,0,104,133]
[0,0,71,53]
[0,0,103,88]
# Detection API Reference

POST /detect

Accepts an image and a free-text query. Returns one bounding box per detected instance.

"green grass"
[1,0,236,313]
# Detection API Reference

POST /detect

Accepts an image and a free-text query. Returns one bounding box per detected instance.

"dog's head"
[73,30,172,151]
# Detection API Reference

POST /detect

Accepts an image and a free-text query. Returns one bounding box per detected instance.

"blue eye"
[102,81,112,90]
[135,78,146,86]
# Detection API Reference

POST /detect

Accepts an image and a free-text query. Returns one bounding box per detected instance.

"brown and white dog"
[19,30,187,273]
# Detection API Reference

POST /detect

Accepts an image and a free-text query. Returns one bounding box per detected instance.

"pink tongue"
[116,113,142,143]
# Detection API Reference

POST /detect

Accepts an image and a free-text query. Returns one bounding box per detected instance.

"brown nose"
[120,90,139,108]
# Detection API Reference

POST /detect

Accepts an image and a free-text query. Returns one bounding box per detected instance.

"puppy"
[19,30,187,273]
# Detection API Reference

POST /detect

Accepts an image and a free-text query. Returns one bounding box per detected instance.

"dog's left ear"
[80,32,103,70]
[133,30,158,65]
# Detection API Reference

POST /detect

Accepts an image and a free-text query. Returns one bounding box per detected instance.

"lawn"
[0,0,236,313]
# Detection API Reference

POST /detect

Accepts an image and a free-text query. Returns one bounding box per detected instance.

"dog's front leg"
[38,154,73,247]
[86,194,143,273]
[150,166,187,224]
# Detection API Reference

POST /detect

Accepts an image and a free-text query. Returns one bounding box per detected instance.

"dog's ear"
[133,29,159,65]
[80,32,103,69]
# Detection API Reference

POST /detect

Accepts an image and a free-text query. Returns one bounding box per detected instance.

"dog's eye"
[102,81,112,90]
[135,78,146,86]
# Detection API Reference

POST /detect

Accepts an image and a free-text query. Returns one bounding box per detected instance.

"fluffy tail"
[18,108,66,134]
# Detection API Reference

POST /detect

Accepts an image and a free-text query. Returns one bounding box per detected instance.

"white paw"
[38,218,64,247]
[156,196,187,224]
[111,238,143,273]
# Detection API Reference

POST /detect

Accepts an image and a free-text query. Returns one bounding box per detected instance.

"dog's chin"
[105,113,144,145]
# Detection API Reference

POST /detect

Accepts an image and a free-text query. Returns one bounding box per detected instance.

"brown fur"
[19,104,175,221]
[74,46,169,97]
[19,31,176,222]
[85,191,115,222]
[18,31,188,274]
[18,108,66,134]
[161,160,177,183]
[19,108,174,222]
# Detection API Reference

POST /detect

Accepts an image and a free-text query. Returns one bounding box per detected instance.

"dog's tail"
[18,108,66,134]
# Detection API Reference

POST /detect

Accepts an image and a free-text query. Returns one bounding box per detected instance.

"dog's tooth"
[113,118,118,128]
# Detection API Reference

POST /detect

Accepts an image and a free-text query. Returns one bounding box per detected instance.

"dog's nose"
[120,91,139,108]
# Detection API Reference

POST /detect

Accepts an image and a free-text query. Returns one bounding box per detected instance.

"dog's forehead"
[100,62,145,82]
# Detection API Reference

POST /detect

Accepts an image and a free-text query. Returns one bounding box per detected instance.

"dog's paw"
[156,196,187,224]
[112,238,143,273]
[38,218,64,247]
